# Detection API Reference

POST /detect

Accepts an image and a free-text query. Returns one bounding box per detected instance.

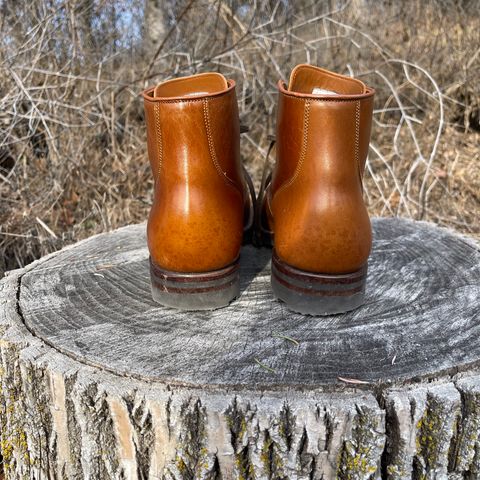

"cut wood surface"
[1,218,479,479]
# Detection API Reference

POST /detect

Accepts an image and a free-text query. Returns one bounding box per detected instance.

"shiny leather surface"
[268,65,375,274]
[142,73,245,273]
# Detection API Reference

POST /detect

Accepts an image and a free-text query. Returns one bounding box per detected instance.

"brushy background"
[0,0,479,276]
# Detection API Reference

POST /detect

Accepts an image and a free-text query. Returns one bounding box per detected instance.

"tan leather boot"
[142,73,253,310]
[258,64,375,315]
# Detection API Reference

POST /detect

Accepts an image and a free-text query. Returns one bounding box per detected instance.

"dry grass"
[0,0,479,276]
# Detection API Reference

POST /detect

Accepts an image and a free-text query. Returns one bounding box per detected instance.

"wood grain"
[18,218,480,388]
[1,218,479,480]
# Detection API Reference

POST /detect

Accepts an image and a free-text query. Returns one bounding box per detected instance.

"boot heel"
[271,251,367,315]
[150,259,240,311]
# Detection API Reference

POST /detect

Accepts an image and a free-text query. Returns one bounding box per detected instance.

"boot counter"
[143,92,244,273]
[272,94,373,274]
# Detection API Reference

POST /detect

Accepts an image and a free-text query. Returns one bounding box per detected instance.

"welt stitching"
[202,98,237,189]
[276,100,311,196]
[153,103,162,179]
[355,100,361,185]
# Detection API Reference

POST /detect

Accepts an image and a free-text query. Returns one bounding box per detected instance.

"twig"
[272,331,299,346]
[35,217,57,239]
[337,376,371,385]
[254,358,276,374]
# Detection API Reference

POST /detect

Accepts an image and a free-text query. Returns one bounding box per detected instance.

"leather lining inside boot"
[311,87,340,95]
[288,64,366,95]
[153,73,229,98]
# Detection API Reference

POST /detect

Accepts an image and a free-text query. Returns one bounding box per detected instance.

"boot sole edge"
[150,258,240,311]
[271,251,367,315]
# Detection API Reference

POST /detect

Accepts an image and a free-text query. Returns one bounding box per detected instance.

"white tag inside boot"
[312,88,339,95]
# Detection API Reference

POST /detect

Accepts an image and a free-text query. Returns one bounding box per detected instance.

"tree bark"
[144,0,169,53]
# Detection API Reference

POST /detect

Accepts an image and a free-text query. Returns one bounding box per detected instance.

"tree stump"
[1,218,479,480]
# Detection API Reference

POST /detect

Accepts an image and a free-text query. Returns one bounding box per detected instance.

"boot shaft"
[142,73,243,190]
[273,65,374,195]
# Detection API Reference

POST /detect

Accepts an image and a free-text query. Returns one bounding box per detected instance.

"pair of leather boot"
[142,64,375,315]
